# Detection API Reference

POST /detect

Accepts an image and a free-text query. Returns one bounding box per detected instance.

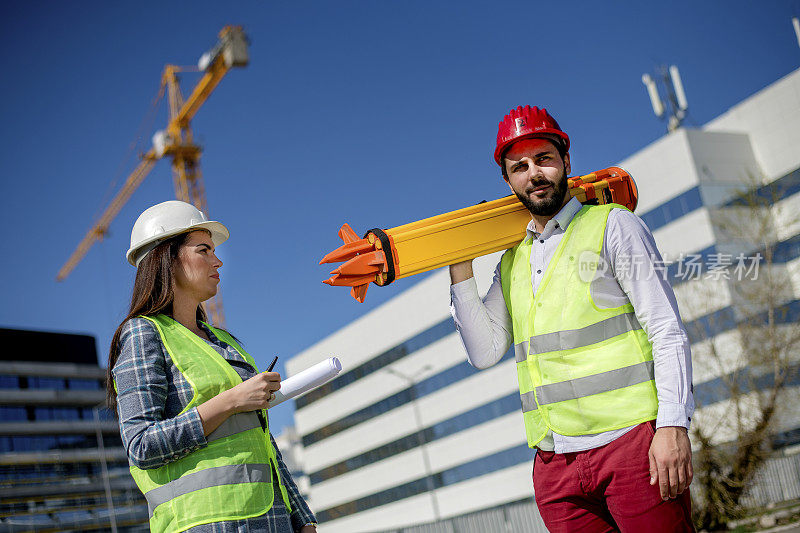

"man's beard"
[514,165,568,217]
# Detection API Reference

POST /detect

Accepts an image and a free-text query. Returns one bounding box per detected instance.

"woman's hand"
[197,372,281,436]
[299,526,317,533]
[226,372,282,413]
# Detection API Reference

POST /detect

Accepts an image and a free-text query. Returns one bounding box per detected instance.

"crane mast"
[58,26,248,326]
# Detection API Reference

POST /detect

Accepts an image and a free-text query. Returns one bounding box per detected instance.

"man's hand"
[648,426,693,500]
[449,260,474,284]
[299,526,317,533]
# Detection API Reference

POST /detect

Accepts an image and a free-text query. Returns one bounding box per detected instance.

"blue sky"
[1,1,798,434]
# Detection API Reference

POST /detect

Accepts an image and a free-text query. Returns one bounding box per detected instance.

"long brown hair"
[106,232,207,411]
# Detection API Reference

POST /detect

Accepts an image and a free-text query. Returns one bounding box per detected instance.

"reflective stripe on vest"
[123,315,293,532]
[502,204,659,446]
[514,341,529,363]
[520,360,655,413]
[529,312,641,355]
[207,412,262,442]
[520,391,538,412]
[145,463,271,517]
[517,313,641,364]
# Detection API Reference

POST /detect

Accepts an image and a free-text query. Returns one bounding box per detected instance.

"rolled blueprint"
[268,357,342,408]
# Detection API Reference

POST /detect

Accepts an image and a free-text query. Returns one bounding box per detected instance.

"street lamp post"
[93,406,118,533]
[384,366,441,522]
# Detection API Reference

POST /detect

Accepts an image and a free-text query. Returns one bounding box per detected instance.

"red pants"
[533,421,694,532]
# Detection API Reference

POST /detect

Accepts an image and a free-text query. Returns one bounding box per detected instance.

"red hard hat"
[494,105,570,166]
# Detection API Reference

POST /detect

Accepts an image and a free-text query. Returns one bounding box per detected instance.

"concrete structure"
[0,328,148,532]
[288,68,800,532]
[275,426,312,499]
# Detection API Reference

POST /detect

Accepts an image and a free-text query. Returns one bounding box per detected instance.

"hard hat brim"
[494,132,570,166]
[126,220,230,267]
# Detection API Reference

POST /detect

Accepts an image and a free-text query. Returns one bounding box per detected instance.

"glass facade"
[309,392,522,484]
[316,442,535,522]
[304,294,800,450]
[0,328,147,530]
[310,330,800,487]
[723,168,800,208]
[639,186,704,232]
[0,368,108,452]
[297,319,457,408]
[302,347,514,447]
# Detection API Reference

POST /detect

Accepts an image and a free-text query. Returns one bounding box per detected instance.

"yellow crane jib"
[57,26,248,326]
[320,167,638,303]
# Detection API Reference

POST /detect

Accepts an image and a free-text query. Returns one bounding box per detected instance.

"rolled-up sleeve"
[112,318,207,469]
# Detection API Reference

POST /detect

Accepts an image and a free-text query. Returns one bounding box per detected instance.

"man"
[449,105,695,532]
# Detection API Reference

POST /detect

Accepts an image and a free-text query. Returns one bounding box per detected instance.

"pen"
[255,355,280,432]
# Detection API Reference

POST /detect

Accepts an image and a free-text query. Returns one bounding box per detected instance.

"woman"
[108,200,317,533]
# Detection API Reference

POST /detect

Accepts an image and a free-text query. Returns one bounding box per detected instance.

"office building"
[275,426,312,499]
[289,68,800,532]
[0,327,147,532]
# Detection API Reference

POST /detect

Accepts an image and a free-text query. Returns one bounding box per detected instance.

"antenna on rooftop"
[641,74,664,118]
[641,64,689,133]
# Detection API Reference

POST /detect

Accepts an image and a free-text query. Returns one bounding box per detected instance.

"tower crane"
[57,26,248,326]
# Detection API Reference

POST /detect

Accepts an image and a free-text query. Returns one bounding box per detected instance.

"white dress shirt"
[450,197,694,453]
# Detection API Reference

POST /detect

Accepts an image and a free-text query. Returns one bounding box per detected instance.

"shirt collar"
[526,196,583,239]
[198,321,221,344]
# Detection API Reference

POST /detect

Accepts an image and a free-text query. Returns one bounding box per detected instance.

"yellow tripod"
[321,167,637,302]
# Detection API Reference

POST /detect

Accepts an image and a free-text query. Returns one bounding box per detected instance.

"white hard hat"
[127,200,229,267]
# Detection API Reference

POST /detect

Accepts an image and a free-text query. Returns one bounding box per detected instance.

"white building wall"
[687,130,762,205]
[705,69,800,181]
[286,258,453,384]
[652,207,716,260]
[304,355,518,478]
[618,129,700,214]
[274,426,312,497]
[298,333,461,441]
[290,68,800,532]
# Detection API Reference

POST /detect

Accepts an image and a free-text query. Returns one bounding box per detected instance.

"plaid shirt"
[113,316,317,532]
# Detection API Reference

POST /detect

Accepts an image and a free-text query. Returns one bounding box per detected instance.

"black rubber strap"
[363,228,396,285]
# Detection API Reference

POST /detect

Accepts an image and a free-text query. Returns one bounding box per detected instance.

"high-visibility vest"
[122,314,293,532]
[500,204,658,448]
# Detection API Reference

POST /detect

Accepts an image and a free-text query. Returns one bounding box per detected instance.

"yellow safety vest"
[122,314,292,532]
[500,204,658,448]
